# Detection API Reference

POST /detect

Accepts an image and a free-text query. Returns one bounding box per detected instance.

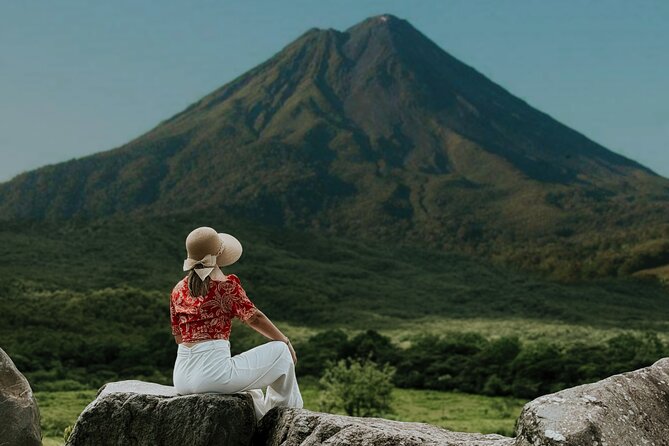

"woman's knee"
[271,340,291,359]
[269,340,288,350]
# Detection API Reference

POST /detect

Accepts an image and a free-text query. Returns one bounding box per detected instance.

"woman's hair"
[188,264,211,297]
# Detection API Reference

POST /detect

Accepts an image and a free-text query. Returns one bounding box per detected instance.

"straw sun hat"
[183,226,243,280]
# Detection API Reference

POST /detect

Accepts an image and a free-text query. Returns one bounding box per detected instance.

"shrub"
[318,356,396,417]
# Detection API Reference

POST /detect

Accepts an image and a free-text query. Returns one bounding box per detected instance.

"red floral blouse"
[170,273,258,342]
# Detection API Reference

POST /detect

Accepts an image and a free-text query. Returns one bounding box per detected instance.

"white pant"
[173,339,303,420]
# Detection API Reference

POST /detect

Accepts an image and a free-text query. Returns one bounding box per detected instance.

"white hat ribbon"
[183,254,218,281]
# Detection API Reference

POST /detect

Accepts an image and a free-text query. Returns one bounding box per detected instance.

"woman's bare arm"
[244,309,288,342]
[244,309,297,364]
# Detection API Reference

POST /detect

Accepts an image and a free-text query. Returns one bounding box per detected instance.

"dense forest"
[1,213,667,399]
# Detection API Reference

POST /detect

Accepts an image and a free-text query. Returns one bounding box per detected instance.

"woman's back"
[172,226,302,419]
[170,273,258,343]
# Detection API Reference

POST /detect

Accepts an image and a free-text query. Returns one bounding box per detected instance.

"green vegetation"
[297,328,669,399]
[383,387,524,437]
[33,323,655,443]
[302,376,525,437]
[318,357,396,417]
[7,300,667,401]
[635,264,669,284]
[1,213,668,330]
[0,214,665,445]
[35,389,96,445]
[1,214,668,398]
[381,316,669,346]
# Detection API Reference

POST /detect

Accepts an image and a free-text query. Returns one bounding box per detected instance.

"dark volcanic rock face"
[0,347,41,446]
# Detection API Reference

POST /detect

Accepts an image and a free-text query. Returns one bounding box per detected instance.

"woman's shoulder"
[225,273,241,283]
[209,274,243,294]
[211,273,240,283]
[171,276,188,294]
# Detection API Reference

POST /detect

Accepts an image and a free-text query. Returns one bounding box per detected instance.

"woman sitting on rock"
[170,226,303,420]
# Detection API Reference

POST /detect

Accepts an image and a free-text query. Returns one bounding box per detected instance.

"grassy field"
[36,378,525,445]
[299,377,524,437]
[36,390,97,446]
[636,264,669,284]
[276,316,669,349]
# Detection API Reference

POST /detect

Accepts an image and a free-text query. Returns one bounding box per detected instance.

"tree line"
[295,328,668,398]
[6,312,667,399]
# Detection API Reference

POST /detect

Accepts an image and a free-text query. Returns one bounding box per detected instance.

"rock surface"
[65,380,257,446]
[0,347,41,446]
[254,406,514,446]
[515,357,669,446]
[66,357,669,446]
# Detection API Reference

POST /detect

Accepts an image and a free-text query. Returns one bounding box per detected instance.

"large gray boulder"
[254,406,514,446]
[65,357,669,445]
[0,347,41,446]
[65,380,257,446]
[515,357,669,446]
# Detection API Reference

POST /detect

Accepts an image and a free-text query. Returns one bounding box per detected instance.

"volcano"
[1,14,667,277]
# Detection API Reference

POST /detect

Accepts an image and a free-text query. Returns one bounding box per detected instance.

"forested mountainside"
[1,14,667,278]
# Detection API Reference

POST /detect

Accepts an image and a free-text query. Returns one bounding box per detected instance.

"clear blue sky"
[1,0,667,181]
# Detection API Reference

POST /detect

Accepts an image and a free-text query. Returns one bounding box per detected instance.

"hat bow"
[183,254,218,281]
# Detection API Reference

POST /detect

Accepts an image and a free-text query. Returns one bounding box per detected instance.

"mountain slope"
[1,14,667,277]
[2,212,668,329]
